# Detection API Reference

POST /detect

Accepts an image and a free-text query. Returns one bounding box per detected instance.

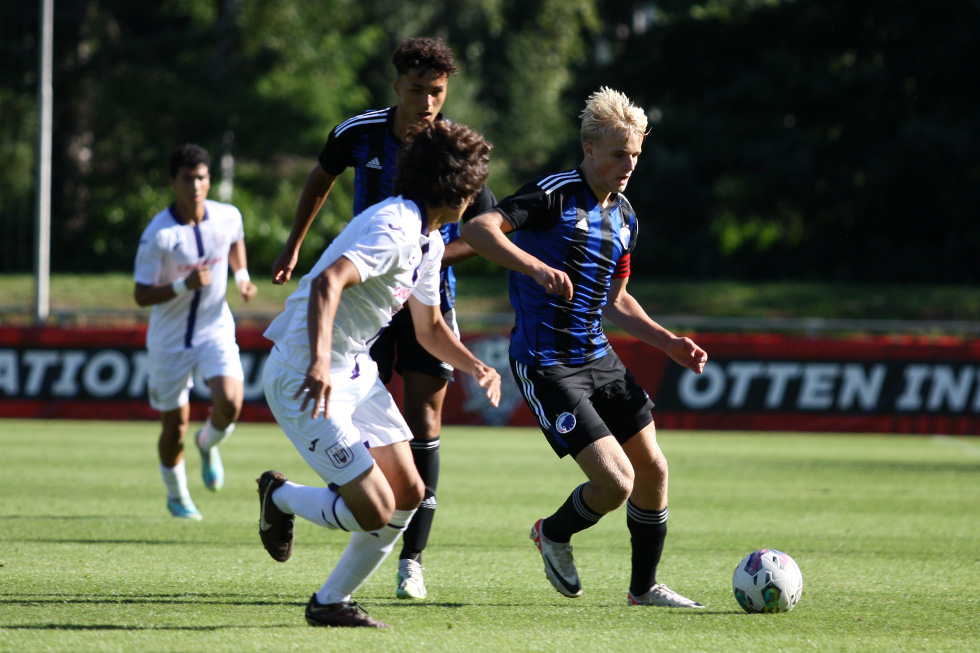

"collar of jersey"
[168,203,209,226]
[576,167,624,212]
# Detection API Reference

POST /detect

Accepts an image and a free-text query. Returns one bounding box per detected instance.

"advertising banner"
[2,327,979,435]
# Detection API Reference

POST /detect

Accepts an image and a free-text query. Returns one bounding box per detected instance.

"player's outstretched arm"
[605,277,707,374]
[272,165,338,285]
[461,211,573,299]
[407,295,501,407]
[442,184,498,268]
[442,237,479,268]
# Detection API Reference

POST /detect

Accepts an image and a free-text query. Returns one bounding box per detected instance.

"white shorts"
[262,353,413,487]
[147,338,244,412]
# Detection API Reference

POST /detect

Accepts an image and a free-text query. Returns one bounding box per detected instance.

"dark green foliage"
[577,0,980,282]
[2,0,978,282]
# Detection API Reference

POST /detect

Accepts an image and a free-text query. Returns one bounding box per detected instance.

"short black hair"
[169,143,210,178]
[393,120,491,210]
[392,37,458,78]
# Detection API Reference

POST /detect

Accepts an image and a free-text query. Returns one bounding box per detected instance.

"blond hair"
[580,87,649,145]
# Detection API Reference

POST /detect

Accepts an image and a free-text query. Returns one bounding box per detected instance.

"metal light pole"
[34,0,53,323]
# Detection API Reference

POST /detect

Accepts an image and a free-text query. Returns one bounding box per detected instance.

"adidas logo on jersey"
[366,157,382,170]
[575,215,590,231]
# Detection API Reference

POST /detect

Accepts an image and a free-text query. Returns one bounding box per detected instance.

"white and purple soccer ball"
[732,549,803,613]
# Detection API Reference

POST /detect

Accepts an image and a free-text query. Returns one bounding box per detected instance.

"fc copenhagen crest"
[555,412,577,434]
[619,225,632,249]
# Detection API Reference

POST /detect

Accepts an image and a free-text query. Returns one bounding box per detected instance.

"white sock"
[197,417,235,451]
[273,481,361,531]
[315,508,416,605]
[161,460,190,502]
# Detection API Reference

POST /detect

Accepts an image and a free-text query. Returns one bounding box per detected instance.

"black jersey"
[318,106,495,311]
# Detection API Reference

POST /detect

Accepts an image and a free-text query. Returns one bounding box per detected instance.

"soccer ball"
[732,549,803,613]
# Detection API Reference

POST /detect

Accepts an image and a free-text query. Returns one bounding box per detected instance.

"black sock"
[626,502,668,596]
[399,437,440,562]
[542,483,602,543]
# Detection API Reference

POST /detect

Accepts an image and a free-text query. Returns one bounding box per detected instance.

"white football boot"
[530,519,582,598]
[396,558,427,599]
[628,583,704,608]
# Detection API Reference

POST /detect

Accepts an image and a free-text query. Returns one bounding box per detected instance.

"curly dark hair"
[392,37,458,77]
[168,143,210,178]
[393,120,491,210]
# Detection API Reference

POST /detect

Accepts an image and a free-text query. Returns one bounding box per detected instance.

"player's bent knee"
[609,480,633,509]
[352,502,395,532]
[388,474,425,511]
[342,471,399,530]
[405,477,426,509]
[356,514,389,532]
[344,485,395,531]
[635,458,668,486]
[211,397,241,424]
[588,475,633,513]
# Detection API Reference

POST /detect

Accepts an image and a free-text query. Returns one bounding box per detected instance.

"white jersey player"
[134,143,257,521]
[256,120,501,629]
[264,195,445,378]
[136,200,240,353]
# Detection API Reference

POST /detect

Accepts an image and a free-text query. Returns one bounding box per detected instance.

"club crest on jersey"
[213,232,226,248]
[326,443,355,468]
[620,225,631,249]
[555,412,577,434]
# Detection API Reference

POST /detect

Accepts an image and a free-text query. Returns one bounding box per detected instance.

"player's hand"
[187,267,212,290]
[532,265,574,300]
[272,249,298,285]
[666,336,708,374]
[474,363,502,407]
[238,280,257,302]
[295,361,332,419]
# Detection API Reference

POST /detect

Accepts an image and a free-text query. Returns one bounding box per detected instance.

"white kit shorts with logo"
[147,338,244,411]
[262,353,413,487]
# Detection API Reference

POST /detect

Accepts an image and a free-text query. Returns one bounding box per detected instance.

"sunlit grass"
[1,421,978,652]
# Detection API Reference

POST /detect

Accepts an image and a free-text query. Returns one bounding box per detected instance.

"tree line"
[2,0,978,283]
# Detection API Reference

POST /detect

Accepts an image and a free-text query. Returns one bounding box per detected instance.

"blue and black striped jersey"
[318,106,495,311]
[319,107,400,216]
[495,169,639,366]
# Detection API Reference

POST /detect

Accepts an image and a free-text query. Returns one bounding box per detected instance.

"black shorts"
[510,349,655,459]
[369,307,456,384]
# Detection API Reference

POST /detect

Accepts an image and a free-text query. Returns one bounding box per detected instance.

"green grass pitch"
[1,419,978,652]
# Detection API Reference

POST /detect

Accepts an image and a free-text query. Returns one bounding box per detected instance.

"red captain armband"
[612,253,631,279]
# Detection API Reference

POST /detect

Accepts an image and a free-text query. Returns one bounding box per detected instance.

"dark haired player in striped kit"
[462,87,708,608]
[271,37,495,600]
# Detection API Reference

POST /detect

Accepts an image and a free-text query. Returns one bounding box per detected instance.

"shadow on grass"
[2,624,295,631]
[0,593,302,607]
[1,538,224,545]
[0,516,134,520]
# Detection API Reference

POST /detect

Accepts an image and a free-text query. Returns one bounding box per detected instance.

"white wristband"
[234,268,250,284]
[172,279,188,295]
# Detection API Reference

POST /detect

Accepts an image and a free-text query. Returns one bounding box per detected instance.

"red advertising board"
[2,326,979,435]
